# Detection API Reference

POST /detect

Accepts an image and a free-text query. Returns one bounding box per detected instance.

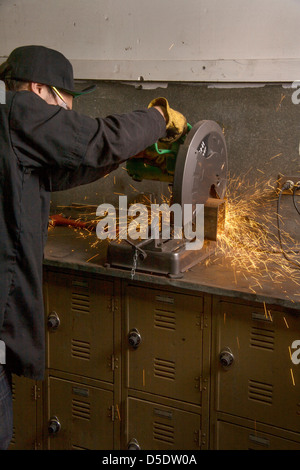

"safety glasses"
[51,86,70,110]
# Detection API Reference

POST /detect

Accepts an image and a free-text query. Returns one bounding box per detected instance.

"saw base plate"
[106,238,216,278]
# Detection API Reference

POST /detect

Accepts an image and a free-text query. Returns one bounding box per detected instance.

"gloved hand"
[148,97,187,143]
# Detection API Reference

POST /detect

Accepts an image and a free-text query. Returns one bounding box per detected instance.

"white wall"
[1,0,300,82]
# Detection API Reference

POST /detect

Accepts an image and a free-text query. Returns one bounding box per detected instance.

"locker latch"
[128,438,141,450]
[219,347,234,368]
[47,311,60,330]
[48,416,61,434]
[128,328,142,349]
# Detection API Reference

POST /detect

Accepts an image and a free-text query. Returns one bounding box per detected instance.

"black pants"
[0,365,13,450]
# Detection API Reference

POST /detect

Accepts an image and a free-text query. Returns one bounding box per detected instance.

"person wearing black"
[0,45,187,449]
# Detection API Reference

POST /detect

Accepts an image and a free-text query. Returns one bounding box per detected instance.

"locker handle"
[47,311,60,330]
[48,416,61,434]
[249,434,270,447]
[128,438,141,450]
[128,328,142,349]
[219,348,234,368]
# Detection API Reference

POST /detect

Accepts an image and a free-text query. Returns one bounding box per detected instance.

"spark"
[49,160,300,303]
[86,253,100,263]
[270,153,282,161]
[267,310,273,321]
[115,404,121,421]
[263,302,268,319]
[211,172,300,300]
[290,368,295,386]
[276,93,285,112]
[283,316,289,328]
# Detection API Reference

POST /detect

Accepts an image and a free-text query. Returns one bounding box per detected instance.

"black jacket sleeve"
[50,164,119,192]
[9,91,166,179]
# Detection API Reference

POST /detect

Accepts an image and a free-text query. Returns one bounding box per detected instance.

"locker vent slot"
[153,421,174,445]
[155,295,174,304]
[71,292,90,314]
[154,309,176,331]
[71,339,91,360]
[250,326,275,351]
[154,358,175,380]
[248,379,273,405]
[72,399,91,421]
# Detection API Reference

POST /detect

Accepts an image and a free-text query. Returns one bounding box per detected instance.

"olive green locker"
[9,375,43,450]
[212,298,300,433]
[126,397,202,450]
[45,271,114,382]
[215,420,300,450]
[47,375,115,450]
[125,285,205,405]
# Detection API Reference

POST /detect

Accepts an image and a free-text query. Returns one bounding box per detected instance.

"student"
[0,45,186,449]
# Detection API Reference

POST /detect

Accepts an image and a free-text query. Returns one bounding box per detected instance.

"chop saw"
[106,120,228,278]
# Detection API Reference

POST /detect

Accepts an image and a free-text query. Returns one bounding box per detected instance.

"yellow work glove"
[148,97,188,143]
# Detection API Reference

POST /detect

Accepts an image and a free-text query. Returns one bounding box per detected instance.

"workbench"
[9,226,300,450]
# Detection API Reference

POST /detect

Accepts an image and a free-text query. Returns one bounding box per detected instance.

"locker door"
[9,375,42,450]
[125,286,204,404]
[127,397,201,450]
[213,300,300,432]
[47,376,114,450]
[216,420,300,450]
[46,272,114,382]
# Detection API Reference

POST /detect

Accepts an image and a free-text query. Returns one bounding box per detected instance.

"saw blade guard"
[172,120,228,209]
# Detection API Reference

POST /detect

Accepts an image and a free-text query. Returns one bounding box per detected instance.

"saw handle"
[151,123,192,156]
[50,214,95,231]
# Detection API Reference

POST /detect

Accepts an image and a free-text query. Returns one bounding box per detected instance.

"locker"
[213,299,300,432]
[45,272,114,382]
[9,375,43,450]
[216,420,300,450]
[47,375,114,450]
[126,396,202,450]
[125,286,205,405]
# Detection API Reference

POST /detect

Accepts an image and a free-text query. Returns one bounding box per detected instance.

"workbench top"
[43,226,300,312]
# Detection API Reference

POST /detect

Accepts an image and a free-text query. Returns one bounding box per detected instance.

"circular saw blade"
[172,120,228,211]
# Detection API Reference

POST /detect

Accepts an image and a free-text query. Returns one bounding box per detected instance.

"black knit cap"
[0,45,96,97]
